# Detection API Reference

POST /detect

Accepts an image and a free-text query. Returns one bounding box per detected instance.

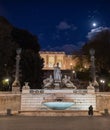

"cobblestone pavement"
[0,116,110,130]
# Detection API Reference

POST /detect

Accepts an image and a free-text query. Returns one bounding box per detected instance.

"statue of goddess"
[53,63,62,82]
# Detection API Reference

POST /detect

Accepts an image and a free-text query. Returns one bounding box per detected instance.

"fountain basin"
[43,102,74,110]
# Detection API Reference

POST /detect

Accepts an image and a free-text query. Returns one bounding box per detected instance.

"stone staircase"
[18,110,102,116]
[21,90,96,114]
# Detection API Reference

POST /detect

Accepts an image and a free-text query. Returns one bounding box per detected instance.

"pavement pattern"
[0,116,110,130]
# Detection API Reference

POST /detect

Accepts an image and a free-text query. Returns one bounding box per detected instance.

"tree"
[11,27,44,89]
[82,27,110,75]
[82,27,110,91]
[0,16,18,89]
[72,50,90,81]
[0,16,44,90]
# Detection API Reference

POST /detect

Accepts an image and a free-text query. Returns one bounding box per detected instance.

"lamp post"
[70,63,73,81]
[12,48,22,92]
[89,48,96,83]
[100,79,105,91]
[2,78,10,91]
[72,70,76,79]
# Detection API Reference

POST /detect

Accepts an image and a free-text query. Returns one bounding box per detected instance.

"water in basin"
[43,102,74,110]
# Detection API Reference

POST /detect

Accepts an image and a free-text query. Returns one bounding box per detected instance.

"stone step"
[18,110,102,116]
[21,93,96,111]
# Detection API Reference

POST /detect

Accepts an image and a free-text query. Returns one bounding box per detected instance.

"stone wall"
[0,92,110,114]
[0,93,21,114]
[96,92,110,111]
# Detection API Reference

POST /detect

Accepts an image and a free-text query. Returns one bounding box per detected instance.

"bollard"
[7,109,11,116]
[104,109,109,116]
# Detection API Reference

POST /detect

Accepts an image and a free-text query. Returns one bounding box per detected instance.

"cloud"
[62,44,78,54]
[77,41,85,47]
[42,44,79,54]
[56,21,77,30]
[87,27,110,40]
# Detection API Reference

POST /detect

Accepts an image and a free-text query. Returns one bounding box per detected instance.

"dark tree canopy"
[0,16,43,90]
[11,28,40,52]
[82,28,110,74]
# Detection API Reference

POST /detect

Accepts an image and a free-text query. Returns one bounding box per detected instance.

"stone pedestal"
[54,81,61,89]
[22,89,30,94]
[12,86,20,93]
[12,80,20,93]
[22,82,30,94]
[87,86,95,94]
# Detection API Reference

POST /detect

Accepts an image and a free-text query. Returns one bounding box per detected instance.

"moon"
[92,22,97,27]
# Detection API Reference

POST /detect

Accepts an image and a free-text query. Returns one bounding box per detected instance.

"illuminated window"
[57,56,63,68]
[48,56,55,67]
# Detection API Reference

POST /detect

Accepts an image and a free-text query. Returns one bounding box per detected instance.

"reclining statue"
[43,75,53,88]
[62,75,76,89]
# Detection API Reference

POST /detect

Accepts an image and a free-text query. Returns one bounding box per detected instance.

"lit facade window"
[57,56,63,68]
[39,51,89,70]
[48,56,55,67]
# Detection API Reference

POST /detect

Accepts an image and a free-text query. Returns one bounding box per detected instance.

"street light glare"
[5,78,9,82]
[100,79,105,83]
[72,70,75,73]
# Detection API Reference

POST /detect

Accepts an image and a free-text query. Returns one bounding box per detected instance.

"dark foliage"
[0,16,43,90]
[82,28,110,75]
[11,28,40,52]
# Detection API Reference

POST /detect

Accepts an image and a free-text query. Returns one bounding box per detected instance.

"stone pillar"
[12,48,22,93]
[55,55,57,65]
[46,55,48,68]
[89,49,96,83]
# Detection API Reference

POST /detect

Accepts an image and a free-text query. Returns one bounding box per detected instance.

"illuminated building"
[39,51,79,70]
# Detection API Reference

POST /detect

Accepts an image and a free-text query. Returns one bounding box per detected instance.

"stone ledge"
[18,110,101,116]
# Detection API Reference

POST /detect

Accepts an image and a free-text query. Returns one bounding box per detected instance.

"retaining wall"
[0,92,110,114]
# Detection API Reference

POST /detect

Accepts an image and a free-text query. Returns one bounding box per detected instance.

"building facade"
[39,51,78,70]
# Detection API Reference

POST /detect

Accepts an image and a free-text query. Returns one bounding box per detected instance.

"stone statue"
[53,63,62,82]
[92,80,99,87]
[62,75,76,89]
[66,76,76,88]
[62,75,68,85]
[87,81,95,93]
[43,75,53,88]
[87,81,95,89]
[22,82,30,93]
[22,82,30,89]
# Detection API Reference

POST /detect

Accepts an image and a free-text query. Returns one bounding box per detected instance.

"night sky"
[0,0,110,53]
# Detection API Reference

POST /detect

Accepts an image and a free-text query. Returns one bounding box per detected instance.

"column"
[12,48,22,92]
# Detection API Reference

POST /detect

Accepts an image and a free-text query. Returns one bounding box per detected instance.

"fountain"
[43,63,76,89]
[21,62,96,116]
[42,63,76,110]
[43,102,74,110]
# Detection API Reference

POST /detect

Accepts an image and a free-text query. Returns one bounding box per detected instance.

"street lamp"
[12,48,22,92]
[100,79,105,91]
[4,78,9,83]
[72,70,76,79]
[2,78,10,91]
